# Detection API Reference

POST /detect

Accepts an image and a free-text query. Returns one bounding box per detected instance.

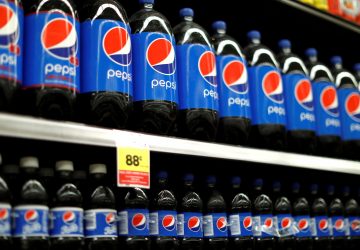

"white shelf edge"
[0,113,359,175]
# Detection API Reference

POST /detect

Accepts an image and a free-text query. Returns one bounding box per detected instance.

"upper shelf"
[0,113,360,175]
[277,0,360,34]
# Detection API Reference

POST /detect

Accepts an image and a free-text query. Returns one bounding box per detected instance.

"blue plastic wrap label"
[0,0,23,84]
[228,212,252,237]
[330,216,347,237]
[312,82,341,136]
[310,216,331,237]
[13,205,49,237]
[273,214,295,237]
[248,65,286,125]
[338,88,360,141]
[131,32,177,103]
[118,209,149,236]
[177,212,203,238]
[84,209,117,238]
[203,213,228,238]
[149,210,177,237]
[177,44,219,110]
[282,74,315,131]
[347,216,360,236]
[216,55,251,118]
[23,12,80,91]
[81,20,132,95]
[0,203,11,236]
[50,207,84,237]
[294,215,311,238]
[252,215,274,238]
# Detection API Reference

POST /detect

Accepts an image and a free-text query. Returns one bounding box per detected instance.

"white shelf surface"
[0,113,359,175]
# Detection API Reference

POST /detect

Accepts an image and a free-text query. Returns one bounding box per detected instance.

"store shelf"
[277,0,360,34]
[0,113,359,175]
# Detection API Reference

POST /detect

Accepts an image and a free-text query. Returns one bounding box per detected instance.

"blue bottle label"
[310,216,331,237]
[81,20,132,95]
[348,216,360,236]
[84,209,117,238]
[338,88,360,141]
[252,214,274,238]
[330,216,347,237]
[50,207,84,237]
[149,210,177,237]
[294,215,311,238]
[203,212,228,238]
[283,74,315,131]
[13,205,49,237]
[0,203,11,236]
[273,214,294,237]
[118,209,149,236]
[131,32,178,103]
[228,212,252,237]
[0,0,23,84]
[216,55,251,119]
[23,12,80,91]
[312,82,341,136]
[177,212,203,238]
[177,44,219,111]
[248,65,286,125]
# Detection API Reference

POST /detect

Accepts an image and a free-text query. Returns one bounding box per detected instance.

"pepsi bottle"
[149,171,178,250]
[305,48,341,157]
[344,187,360,250]
[13,156,49,250]
[291,183,313,250]
[0,0,23,111]
[228,177,253,250]
[244,31,286,150]
[50,161,84,250]
[252,178,274,250]
[78,0,132,129]
[331,56,360,160]
[309,184,331,250]
[277,40,316,154]
[174,8,219,142]
[211,21,251,145]
[353,63,360,88]
[22,0,80,120]
[129,0,178,135]
[1,163,20,199]
[177,173,203,250]
[118,187,150,250]
[0,176,11,250]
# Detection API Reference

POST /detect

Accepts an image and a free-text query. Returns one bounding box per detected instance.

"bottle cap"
[20,156,39,168]
[232,176,241,185]
[310,183,319,192]
[89,164,107,174]
[206,175,216,185]
[180,8,194,18]
[157,171,168,180]
[278,39,291,49]
[254,178,263,187]
[212,21,227,31]
[273,181,281,190]
[55,160,74,172]
[327,184,335,194]
[305,48,317,57]
[247,30,261,40]
[183,173,194,182]
[139,0,154,4]
[292,182,300,191]
[354,63,360,72]
[330,56,343,65]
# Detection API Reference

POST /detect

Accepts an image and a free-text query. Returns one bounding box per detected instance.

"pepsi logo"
[298,219,309,231]
[264,218,273,229]
[199,51,217,87]
[334,219,345,231]
[132,213,146,230]
[281,217,291,229]
[321,86,339,117]
[351,220,360,232]
[188,216,201,232]
[262,71,284,103]
[63,211,76,224]
[216,217,227,232]
[346,92,360,122]
[24,210,38,223]
[295,79,313,111]
[103,26,131,66]
[41,18,78,64]
[162,215,176,231]
[222,60,248,94]
[319,219,328,231]
[0,3,19,52]
[243,216,252,230]
[146,38,175,75]
[106,213,116,225]
[0,208,9,221]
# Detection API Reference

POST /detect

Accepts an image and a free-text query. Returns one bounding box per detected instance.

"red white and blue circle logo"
[188,216,201,232]
[295,79,313,111]
[199,51,217,87]
[298,219,309,231]
[41,18,78,65]
[319,219,328,232]
[243,216,252,230]
[132,213,147,230]
[346,92,360,122]
[63,211,76,224]
[103,26,131,66]
[106,213,116,225]
[321,86,339,117]
[334,219,345,231]
[0,208,9,221]
[351,220,360,232]
[25,210,38,223]
[216,217,227,232]
[262,71,284,103]
[0,4,20,54]
[162,215,176,231]
[281,217,291,229]
[146,38,175,75]
[264,218,273,229]
[222,60,248,94]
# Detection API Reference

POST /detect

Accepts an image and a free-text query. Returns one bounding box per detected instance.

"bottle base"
[217,117,251,145]
[287,130,316,154]
[316,136,342,158]
[0,79,19,112]
[342,140,360,160]
[249,125,286,151]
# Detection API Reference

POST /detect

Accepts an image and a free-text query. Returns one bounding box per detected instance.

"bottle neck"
[334,63,343,70]
[309,55,317,63]
[282,48,291,54]
[183,16,193,22]
[143,3,153,9]
[216,29,226,35]
[250,39,260,45]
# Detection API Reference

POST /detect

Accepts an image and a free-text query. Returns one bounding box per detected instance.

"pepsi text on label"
[13,205,49,237]
[84,209,117,238]
[50,207,84,237]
